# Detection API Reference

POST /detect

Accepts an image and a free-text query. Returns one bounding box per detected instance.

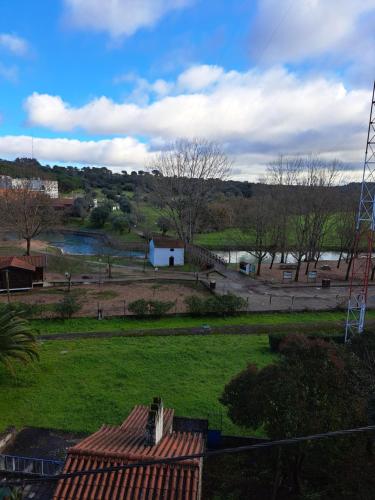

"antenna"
[345,81,375,341]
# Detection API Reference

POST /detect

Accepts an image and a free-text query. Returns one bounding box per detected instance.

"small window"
[170,248,174,251]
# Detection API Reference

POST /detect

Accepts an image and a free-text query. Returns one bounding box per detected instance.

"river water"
[43,232,145,258]
[215,250,343,264]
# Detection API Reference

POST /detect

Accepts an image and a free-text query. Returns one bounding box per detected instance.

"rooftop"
[152,237,185,249]
[0,255,46,269]
[53,401,205,500]
[0,256,36,272]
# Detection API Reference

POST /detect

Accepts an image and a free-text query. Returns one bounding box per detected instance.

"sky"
[0,0,375,180]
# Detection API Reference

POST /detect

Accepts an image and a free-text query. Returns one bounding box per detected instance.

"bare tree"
[265,155,340,281]
[151,139,231,243]
[236,191,273,276]
[0,182,55,255]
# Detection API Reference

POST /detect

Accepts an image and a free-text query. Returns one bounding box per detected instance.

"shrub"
[269,332,345,353]
[184,296,207,315]
[148,300,175,317]
[0,302,46,319]
[54,293,82,319]
[184,293,246,316]
[128,299,149,316]
[128,299,175,317]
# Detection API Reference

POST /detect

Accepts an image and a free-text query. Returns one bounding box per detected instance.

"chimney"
[145,397,164,446]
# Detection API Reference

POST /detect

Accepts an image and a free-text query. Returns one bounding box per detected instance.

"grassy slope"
[30,310,369,335]
[0,335,274,435]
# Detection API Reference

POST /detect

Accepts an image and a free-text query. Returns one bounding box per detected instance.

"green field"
[0,335,274,435]
[31,310,362,335]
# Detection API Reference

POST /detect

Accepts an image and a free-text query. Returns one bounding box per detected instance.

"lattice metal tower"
[345,81,375,342]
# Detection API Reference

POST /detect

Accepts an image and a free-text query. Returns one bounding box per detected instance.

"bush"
[269,332,345,353]
[54,293,82,319]
[148,300,175,317]
[128,299,175,317]
[184,296,207,315]
[0,302,46,319]
[184,293,246,316]
[128,299,149,316]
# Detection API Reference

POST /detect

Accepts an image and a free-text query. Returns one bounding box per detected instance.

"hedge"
[269,332,345,353]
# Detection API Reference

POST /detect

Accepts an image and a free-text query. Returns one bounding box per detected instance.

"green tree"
[89,204,112,228]
[110,213,131,233]
[0,311,39,371]
[220,335,370,495]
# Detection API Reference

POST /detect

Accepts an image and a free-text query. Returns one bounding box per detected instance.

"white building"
[11,178,59,198]
[0,176,59,198]
[149,238,185,267]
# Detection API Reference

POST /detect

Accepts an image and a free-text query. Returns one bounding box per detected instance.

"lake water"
[215,250,343,264]
[43,232,145,258]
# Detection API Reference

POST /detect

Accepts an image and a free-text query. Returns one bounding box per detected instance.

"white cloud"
[0,135,153,169]
[0,62,18,82]
[24,65,371,163]
[248,0,375,82]
[177,65,224,91]
[0,33,29,56]
[63,0,193,38]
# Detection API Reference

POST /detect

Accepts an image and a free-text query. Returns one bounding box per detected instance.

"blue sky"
[0,0,375,179]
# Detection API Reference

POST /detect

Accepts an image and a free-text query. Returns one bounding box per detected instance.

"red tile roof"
[0,255,46,269]
[53,405,204,500]
[152,238,185,249]
[0,256,36,272]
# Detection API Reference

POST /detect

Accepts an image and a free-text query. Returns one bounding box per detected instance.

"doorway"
[169,256,174,266]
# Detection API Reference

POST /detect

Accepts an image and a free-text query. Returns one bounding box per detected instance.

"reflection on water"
[215,250,344,264]
[43,232,145,258]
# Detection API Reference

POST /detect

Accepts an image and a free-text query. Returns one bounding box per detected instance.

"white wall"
[149,241,184,266]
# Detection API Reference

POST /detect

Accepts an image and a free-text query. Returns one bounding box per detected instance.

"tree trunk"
[26,237,31,256]
[314,252,320,269]
[269,252,276,269]
[371,265,375,281]
[280,251,285,264]
[257,257,262,276]
[305,261,310,275]
[294,258,302,282]
[337,250,343,269]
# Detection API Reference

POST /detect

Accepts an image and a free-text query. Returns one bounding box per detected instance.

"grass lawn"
[0,335,274,435]
[29,310,365,335]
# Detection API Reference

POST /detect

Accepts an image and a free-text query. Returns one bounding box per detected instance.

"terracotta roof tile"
[0,255,46,268]
[53,405,204,500]
[0,256,36,271]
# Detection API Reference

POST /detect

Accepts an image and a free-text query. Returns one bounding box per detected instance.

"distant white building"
[0,176,59,198]
[149,238,185,267]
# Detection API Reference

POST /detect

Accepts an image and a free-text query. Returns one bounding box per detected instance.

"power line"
[2,424,375,488]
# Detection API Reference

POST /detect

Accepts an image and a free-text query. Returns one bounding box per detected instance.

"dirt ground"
[0,281,209,317]
[253,259,353,284]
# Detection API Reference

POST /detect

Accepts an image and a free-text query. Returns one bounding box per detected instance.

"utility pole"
[345,81,375,341]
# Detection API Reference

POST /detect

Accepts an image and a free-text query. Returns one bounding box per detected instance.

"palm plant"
[0,310,39,371]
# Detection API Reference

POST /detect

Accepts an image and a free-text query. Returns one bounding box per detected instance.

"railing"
[0,454,63,476]
[186,243,227,269]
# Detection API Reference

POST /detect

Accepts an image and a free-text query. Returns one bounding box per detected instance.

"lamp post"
[64,272,71,292]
